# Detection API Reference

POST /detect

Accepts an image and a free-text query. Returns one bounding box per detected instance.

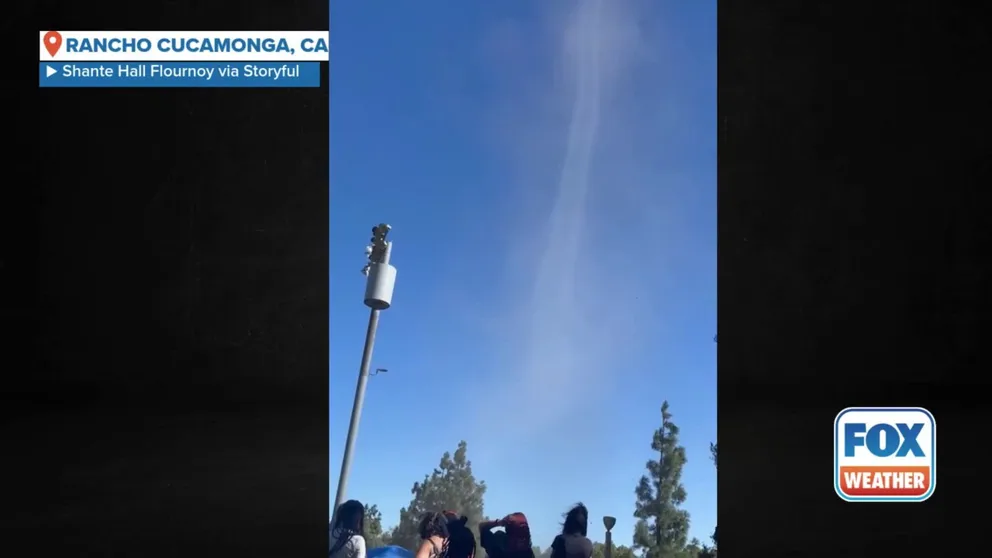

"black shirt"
[480,529,506,558]
[551,534,592,558]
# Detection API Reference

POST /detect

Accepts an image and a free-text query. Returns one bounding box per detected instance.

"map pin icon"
[44,31,63,57]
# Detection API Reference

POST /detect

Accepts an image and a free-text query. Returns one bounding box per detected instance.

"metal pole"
[603,516,616,558]
[333,308,381,516]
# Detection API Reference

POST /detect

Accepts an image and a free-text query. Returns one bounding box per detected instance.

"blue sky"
[329,0,715,550]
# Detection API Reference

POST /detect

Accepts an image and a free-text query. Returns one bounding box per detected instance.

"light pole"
[333,223,398,518]
[603,516,616,558]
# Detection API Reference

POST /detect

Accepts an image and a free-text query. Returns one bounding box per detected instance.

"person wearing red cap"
[479,513,535,558]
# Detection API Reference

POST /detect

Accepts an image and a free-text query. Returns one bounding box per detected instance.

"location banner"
[39,30,328,89]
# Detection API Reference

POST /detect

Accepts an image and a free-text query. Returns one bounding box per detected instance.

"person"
[442,511,478,558]
[549,504,592,558]
[330,499,368,558]
[480,513,535,558]
[481,531,507,558]
[415,511,451,558]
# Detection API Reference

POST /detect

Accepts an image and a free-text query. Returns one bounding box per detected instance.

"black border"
[718,0,987,554]
[9,1,329,554]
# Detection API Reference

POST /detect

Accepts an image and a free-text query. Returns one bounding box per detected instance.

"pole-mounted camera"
[334,223,399,521]
[362,223,392,275]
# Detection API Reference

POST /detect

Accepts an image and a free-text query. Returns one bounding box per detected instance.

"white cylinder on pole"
[364,263,397,310]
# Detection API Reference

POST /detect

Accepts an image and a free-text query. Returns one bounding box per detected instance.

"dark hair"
[506,545,536,558]
[331,500,366,556]
[562,503,588,537]
[445,515,477,558]
[503,513,534,558]
[334,500,366,534]
[419,511,450,540]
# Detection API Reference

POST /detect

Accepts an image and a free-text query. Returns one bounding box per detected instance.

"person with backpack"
[480,530,508,558]
[480,513,535,558]
[416,510,479,558]
[549,504,592,558]
[442,511,478,558]
[330,499,368,558]
[415,512,451,558]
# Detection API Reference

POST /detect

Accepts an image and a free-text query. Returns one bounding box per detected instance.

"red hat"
[502,513,531,551]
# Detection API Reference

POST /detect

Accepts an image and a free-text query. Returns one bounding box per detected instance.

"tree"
[591,542,636,558]
[389,441,488,552]
[633,401,691,558]
[707,442,717,557]
[365,504,385,548]
[682,538,702,558]
[680,537,718,558]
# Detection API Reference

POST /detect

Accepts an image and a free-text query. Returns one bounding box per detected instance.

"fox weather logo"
[833,407,936,502]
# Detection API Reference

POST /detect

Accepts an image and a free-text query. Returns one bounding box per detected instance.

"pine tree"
[633,401,690,558]
[389,441,487,552]
[364,504,385,548]
[708,443,717,556]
